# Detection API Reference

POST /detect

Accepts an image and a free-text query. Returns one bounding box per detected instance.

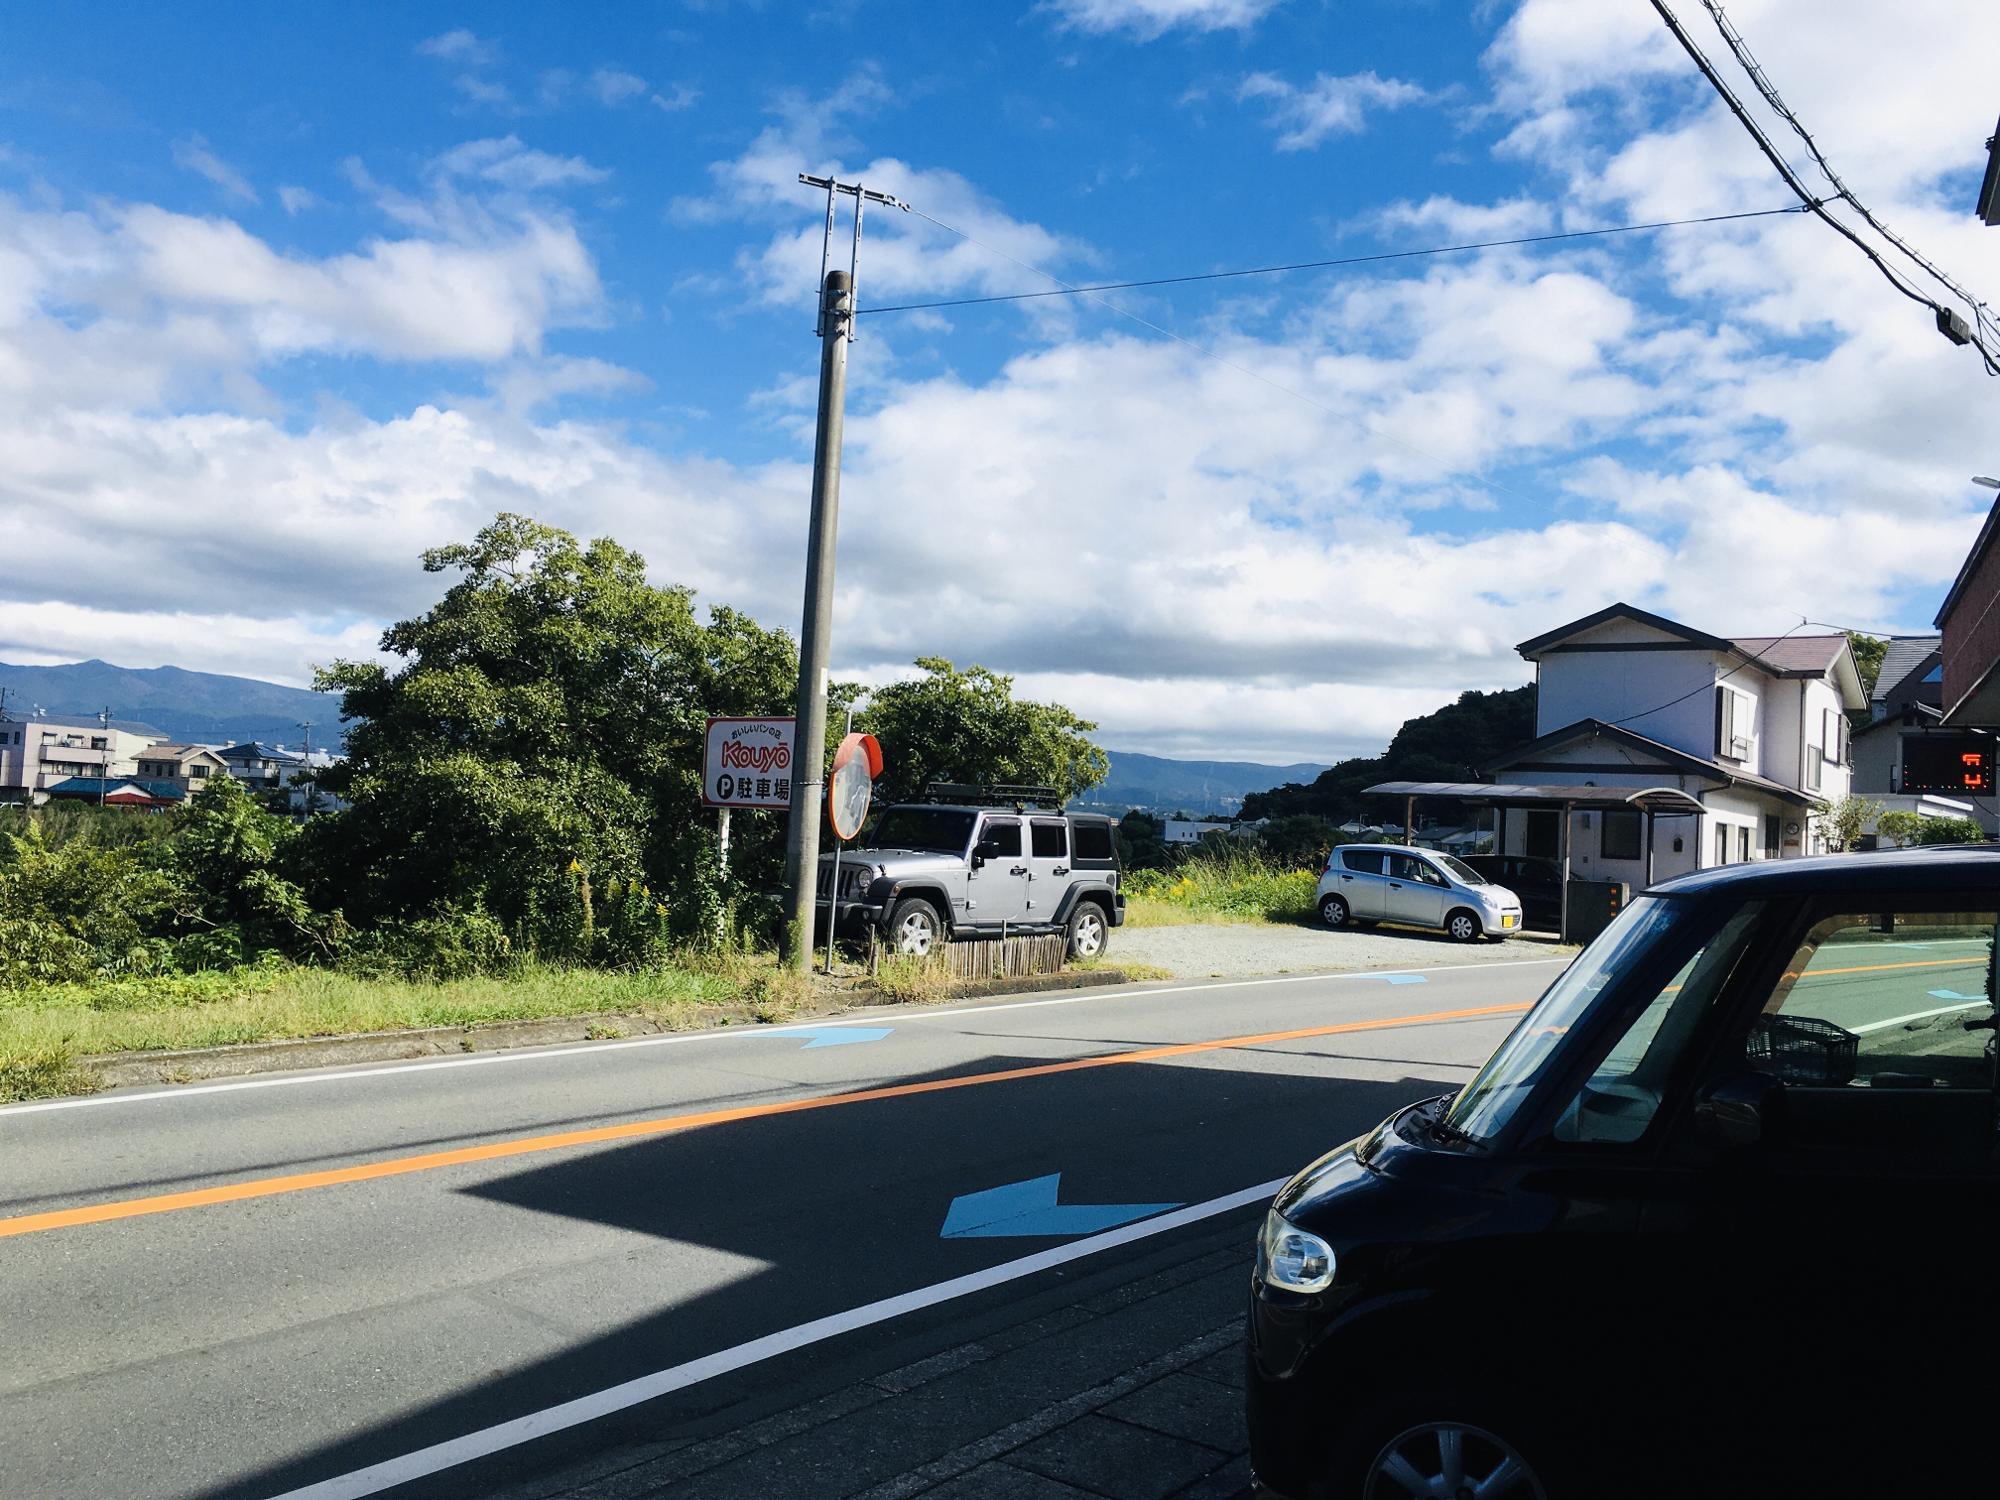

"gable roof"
[1517,602,1735,657]
[1519,603,1864,706]
[1483,717,1814,806]
[1726,635,1849,675]
[217,741,307,764]
[45,777,184,801]
[1873,635,1943,702]
[1934,493,2000,628]
[1853,701,1944,739]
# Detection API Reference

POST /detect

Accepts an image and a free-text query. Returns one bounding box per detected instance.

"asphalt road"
[0,959,1570,1499]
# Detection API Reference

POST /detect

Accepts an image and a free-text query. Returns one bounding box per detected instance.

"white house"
[1161,818,1232,846]
[0,713,166,805]
[1481,603,1868,885]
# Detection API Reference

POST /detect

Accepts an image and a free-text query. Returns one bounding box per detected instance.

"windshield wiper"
[1420,1096,1485,1151]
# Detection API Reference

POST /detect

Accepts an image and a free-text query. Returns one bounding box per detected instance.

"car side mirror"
[1693,1073,1780,1150]
[972,841,995,868]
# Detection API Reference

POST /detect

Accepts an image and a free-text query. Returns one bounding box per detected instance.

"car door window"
[1342,849,1386,875]
[1389,854,1445,887]
[981,819,1022,858]
[1739,909,1997,1160]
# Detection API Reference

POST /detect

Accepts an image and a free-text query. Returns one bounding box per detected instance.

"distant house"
[1848,633,1993,833]
[134,744,230,799]
[1482,603,1868,882]
[1161,819,1231,846]
[216,741,308,788]
[0,713,165,805]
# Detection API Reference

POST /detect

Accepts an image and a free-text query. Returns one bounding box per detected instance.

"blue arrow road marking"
[1362,973,1427,985]
[941,1174,1181,1239]
[758,1026,893,1049]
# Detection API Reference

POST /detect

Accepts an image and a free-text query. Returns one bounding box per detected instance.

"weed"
[1123,852,1318,927]
[0,1045,97,1103]
[874,955,954,1004]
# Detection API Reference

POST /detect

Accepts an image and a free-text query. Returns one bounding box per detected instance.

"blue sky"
[2,0,1995,759]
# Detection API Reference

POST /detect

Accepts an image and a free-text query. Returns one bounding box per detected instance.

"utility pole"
[780,173,908,967]
[298,720,315,818]
[97,705,111,807]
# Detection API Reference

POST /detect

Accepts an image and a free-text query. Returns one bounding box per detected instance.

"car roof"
[1653,845,2000,898]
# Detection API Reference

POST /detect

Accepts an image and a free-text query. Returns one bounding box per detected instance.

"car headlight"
[1256,1208,1335,1293]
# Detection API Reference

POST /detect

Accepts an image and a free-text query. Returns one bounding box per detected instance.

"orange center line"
[0,1002,1531,1241]
[1789,955,1985,982]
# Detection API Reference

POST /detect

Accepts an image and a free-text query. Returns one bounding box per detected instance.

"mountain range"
[1080,748,1328,817]
[0,660,335,749]
[0,660,1325,809]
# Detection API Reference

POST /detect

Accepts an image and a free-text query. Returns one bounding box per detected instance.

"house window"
[1714,685,1754,761]
[1764,814,1780,854]
[1807,744,1824,792]
[1600,810,1642,861]
[1714,822,1730,866]
[191,766,207,780]
[1821,708,1849,766]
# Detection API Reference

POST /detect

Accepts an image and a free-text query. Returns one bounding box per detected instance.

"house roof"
[1873,635,1943,702]
[1517,602,1736,657]
[45,777,184,801]
[136,744,227,763]
[1934,493,2000,629]
[1365,780,1708,816]
[1727,634,1850,675]
[1518,603,1864,706]
[1,713,163,737]
[1852,702,1945,739]
[1482,717,1816,807]
[218,741,307,764]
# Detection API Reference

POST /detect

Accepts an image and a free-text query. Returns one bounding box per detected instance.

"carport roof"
[1363,781,1707,816]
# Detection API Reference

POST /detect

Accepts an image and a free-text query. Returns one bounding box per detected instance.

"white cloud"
[433,136,609,192]
[1046,0,1282,39]
[1371,195,1554,242]
[651,84,701,113]
[277,185,319,216]
[1238,71,1429,150]
[416,30,496,66]
[589,68,648,106]
[171,135,258,204]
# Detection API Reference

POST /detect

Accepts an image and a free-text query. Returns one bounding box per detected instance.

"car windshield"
[1433,852,1484,885]
[1444,896,1696,1141]
[866,807,976,854]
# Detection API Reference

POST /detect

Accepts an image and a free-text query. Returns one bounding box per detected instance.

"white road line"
[0,959,1564,1118]
[272,1176,1291,1500]
[1849,1001,1990,1034]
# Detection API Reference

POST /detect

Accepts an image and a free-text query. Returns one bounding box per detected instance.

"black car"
[1462,853,1562,932]
[1247,846,2000,1500]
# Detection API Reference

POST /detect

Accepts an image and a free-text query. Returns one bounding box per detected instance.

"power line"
[860,205,1809,317]
[1607,616,1817,728]
[1648,0,2000,377]
[1698,0,1999,351]
[899,201,1549,505]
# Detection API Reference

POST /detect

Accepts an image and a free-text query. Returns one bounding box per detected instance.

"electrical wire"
[899,202,1559,505]
[1606,615,1818,728]
[1698,0,2000,351]
[857,205,1808,316]
[1648,0,2000,377]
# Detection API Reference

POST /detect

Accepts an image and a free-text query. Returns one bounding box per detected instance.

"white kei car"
[1316,844,1523,942]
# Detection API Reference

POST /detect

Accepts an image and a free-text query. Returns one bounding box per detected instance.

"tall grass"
[0,954,823,1101]
[1123,851,1320,926]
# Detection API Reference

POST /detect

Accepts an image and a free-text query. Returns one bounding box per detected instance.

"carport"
[1362,781,1708,941]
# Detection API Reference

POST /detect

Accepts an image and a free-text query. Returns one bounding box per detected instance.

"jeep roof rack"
[920,781,1065,810]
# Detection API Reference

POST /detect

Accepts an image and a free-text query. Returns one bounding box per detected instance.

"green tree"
[309,513,798,951]
[174,776,337,962]
[1846,631,1887,699]
[1257,814,1339,870]
[1115,809,1169,869]
[859,657,1109,804]
[0,820,181,985]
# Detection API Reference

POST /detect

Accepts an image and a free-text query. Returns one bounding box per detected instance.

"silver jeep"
[816,793,1124,960]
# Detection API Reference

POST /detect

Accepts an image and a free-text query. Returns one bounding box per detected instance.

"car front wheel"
[886,897,944,956]
[1446,908,1482,943]
[1319,894,1351,930]
[1357,1418,1548,1500]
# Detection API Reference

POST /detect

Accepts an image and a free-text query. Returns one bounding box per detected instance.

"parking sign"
[702,717,796,809]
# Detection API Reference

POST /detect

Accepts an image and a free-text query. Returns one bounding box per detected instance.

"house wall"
[1800,677,1852,801]
[1533,624,1727,755]
[1941,507,2000,716]
[0,718,161,800]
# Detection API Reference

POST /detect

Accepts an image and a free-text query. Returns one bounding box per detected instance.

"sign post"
[703,717,796,944]
[824,720,883,975]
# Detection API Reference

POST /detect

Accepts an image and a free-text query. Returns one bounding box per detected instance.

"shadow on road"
[203,1055,1461,1499]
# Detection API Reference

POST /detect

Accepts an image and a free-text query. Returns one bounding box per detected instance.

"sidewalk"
[494,1236,1258,1500]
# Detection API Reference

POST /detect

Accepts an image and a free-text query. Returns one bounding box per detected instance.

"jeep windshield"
[866,808,976,855]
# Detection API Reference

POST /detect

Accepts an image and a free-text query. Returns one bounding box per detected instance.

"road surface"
[1,960,1569,1499]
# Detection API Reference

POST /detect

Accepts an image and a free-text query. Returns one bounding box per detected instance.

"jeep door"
[1024,817,1071,925]
[966,816,1031,929]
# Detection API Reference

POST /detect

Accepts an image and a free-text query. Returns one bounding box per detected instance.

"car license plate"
[1502,914,1517,929]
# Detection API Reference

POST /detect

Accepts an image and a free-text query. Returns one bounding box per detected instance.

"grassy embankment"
[0,956,819,1103]
[1122,854,1319,928]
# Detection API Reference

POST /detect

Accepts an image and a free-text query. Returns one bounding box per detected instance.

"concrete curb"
[78,965,1146,1091]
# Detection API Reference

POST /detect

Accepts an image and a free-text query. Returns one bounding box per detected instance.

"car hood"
[824,846,964,875]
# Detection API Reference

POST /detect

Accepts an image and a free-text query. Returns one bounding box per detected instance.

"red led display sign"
[1901,736,1994,795]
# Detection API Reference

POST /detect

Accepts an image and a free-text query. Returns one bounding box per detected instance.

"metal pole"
[825,704,854,976]
[781,268,854,967]
[1558,801,1573,943]
[717,806,732,946]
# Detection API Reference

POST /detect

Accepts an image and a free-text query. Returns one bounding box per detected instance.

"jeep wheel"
[886,897,944,957]
[1065,902,1108,961]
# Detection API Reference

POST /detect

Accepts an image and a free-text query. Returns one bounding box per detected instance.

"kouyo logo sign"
[703,717,796,809]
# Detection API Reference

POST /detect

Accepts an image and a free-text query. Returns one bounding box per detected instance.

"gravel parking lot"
[1112,919,1573,979]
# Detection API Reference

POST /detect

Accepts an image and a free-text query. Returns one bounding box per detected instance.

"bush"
[1878,811,1985,847]
[340,906,516,981]
[1123,850,1319,923]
